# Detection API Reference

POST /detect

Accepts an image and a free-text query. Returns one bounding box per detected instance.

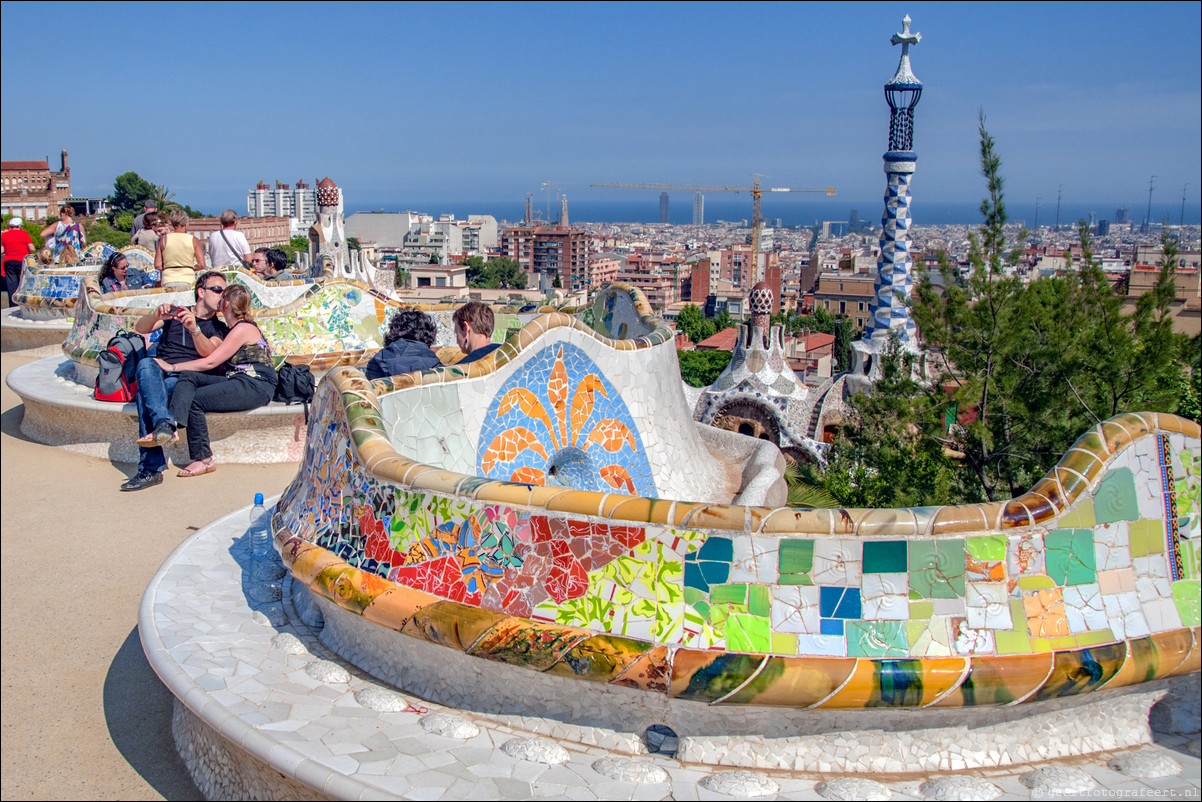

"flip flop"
[177,459,216,477]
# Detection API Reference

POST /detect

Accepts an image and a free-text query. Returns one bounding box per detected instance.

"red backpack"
[94,331,147,402]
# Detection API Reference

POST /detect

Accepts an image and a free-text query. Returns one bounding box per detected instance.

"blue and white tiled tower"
[852,15,926,381]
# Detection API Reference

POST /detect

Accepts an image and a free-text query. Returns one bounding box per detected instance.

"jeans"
[170,371,275,462]
[134,358,178,474]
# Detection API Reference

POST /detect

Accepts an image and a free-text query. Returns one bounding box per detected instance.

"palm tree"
[150,184,178,212]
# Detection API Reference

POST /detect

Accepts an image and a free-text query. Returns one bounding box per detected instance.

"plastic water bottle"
[249,493,272,559]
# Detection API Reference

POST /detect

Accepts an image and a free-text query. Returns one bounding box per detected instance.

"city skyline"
[1,1,1199,222]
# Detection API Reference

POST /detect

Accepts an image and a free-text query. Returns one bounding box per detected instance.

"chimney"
[60,149,69,172]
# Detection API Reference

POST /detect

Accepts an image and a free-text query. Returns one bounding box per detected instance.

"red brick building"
[1,150,71,221]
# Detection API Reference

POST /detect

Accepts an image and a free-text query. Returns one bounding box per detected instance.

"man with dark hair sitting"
[365,309,441,380]
[121,271,229,491]
[251,247,294,281]
[452,300,501,365]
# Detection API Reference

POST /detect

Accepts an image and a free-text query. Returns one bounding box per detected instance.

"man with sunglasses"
[121,271,229,491]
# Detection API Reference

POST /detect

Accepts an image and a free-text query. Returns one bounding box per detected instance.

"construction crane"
[590,175,836,266]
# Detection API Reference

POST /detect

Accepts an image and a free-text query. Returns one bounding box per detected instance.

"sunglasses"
[202,285,225,294]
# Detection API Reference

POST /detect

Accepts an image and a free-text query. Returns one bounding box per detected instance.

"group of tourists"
[121,293,502,492]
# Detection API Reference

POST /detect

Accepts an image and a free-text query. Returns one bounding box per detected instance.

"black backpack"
[94,330,147,402]
[274,363,315,421]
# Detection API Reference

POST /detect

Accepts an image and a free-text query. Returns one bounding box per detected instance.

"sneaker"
[153,422,178,447]
[120,471,163,491]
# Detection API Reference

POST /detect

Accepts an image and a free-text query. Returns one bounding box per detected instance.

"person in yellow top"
[154,209,207,291]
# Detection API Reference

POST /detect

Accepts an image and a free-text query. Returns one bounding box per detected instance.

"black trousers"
[170,371,275,461]
[3,260,22,302]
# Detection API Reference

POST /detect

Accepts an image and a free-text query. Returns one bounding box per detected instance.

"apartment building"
[247,180,318,235]
[813,272,875,331]
[1,150,71,220]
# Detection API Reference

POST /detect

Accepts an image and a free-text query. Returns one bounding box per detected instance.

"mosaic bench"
[1,247,157,353]
[60,270,536,386]
[9,270,568,463]
[268,281,1200,770]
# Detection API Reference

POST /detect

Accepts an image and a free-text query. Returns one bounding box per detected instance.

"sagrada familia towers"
[850,15,928,384]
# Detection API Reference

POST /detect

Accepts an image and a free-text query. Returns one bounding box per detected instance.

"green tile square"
[747,585,771,617]
[846,620,908,658]
[1173,580,1200,627]
[1077,630,1118,647]
[771,632,798,655]
[711,583,747,605]
[1058,499,1096,528]
[726,614,771,653]
[909,600,934,619]
[863,540,908,574]
[1129,519,1165,558]
[778,573,814,585]
[1065,530,1096,585]
[1094,467,1140,524]
[778,539,814,574]
[905,619,929,647]
[994,627,1032,655]
[684,587,708,607]
[1046,529,1075,576]
[967,535,1006,562]
[908,540,965,599]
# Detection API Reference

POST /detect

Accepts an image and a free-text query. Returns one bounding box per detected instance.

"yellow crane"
[590,175,836,266]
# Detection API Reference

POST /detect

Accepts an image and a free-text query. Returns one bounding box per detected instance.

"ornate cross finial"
[891,15,921,54]
[886,14,922,88]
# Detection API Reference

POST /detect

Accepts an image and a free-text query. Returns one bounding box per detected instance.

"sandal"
[177,458,216,477]
[137,422,178,448]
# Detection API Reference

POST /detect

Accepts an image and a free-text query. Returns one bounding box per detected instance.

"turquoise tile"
[846,620,909,658]
[863,540,908,574]
[1046,529,1097,586]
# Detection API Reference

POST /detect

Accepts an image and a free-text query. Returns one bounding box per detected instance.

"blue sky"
[2,1,1199,220]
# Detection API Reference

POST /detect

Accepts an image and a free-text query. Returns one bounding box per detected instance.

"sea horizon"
[343,198,1202,229]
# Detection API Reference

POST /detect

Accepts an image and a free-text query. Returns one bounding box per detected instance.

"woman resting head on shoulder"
[155,283,278,478]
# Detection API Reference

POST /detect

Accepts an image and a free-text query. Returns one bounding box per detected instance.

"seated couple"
[363,300,501,381]
[121,272,276,491]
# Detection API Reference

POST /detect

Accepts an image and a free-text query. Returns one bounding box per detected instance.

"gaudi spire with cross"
[852,15,928,382]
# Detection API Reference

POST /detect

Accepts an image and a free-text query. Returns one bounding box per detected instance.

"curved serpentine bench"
[1,247,156,353]
[265,281,1202,767]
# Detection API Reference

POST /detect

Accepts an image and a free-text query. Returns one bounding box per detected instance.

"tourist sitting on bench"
[98,252,150,293]
[365,309,441,380]
[453,300,502,365]
[121,271,229,492]
[159,284,278,478]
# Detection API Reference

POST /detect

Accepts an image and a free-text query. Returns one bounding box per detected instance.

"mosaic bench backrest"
[60,269,545,377]
[277,338,1201,710]
[13,246,160,320]
[367,306,729,502]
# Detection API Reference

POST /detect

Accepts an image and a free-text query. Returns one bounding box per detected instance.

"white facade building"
[247,180,318,237]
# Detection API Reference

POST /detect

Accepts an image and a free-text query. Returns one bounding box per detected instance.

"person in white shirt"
[207,210,252,268]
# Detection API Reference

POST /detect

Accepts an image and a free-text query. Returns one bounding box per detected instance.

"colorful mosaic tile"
[1094,467,1141,524]
[862,540,908,574]
[271,301,1201,710]
[1045,529,1097,586]
[909,539,966,598]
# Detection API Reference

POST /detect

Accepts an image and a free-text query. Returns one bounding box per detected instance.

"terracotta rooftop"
[695,327,740,351]
[1,160,49,171]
